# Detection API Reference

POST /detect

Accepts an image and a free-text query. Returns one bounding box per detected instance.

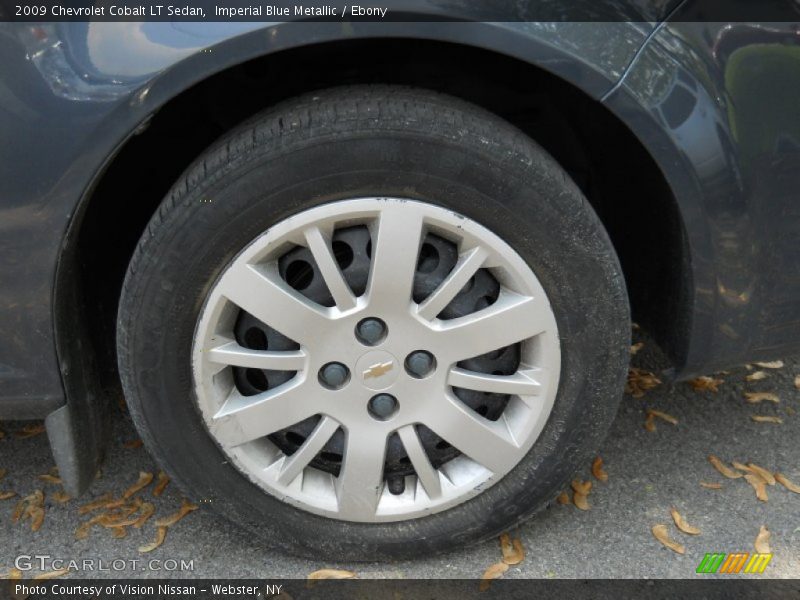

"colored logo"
[696,552,772,574]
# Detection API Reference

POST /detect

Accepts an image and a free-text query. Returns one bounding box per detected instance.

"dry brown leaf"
[15,423,45,438]
[644,413,656,432]
[29,506,45,532]
[74,522,91,540]
[708,455,743,479]
[670,507,701,535]
[794,375,800,390]
[556,491,571,505]
[51,491,71,504]
[37,474,62,485]
[745,392,780,404]
[751,415,783,424]
[626,368,662,398]
[651,524,685,554]
[630,342,644,355]
[154,498,198,527]
[755,361,784,369]
[499,534,524,565]
[123,439,144,449]
[775,473,800,494]
[307,569,357,580]
[592,457,608,482]
[111,526,127,539]
[1,568,23,580]
[689,376,723,392]
[133,502,156,528]
[755,525,771,554]
[123,471,154,499]
[746,463,776,486]
[647,409,678,425]
[138,526,168,553]
[700,481,723,490]
[153,471,170,497]
[0,490,17,500]
[571,479,592,495]
[78,492,113,515]
[573,492,590,511]
[746,371,767,382]
[745,473,769,502]
[33,567,69,580]
[479,562,509,592]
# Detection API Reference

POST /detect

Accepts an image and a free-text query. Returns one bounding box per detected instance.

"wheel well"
[70,37,691,397]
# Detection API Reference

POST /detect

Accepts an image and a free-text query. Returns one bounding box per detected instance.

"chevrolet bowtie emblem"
[363,360,394,379]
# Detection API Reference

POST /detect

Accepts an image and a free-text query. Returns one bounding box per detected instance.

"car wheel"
[117,85,630,559]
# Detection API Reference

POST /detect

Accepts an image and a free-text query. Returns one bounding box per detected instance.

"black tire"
[117,85,630,560]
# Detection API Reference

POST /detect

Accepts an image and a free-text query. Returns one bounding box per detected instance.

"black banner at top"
[1,0,800,22]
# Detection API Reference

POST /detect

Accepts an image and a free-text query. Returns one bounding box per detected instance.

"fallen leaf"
[700,482,723,490]
[123,439,144,449]
[689,376,723,392]
[775,473,800,494]
[556,491,571,505]
[647,409,678,425]
[132,502,156,528]
[626,368,662,398]
[571,479,592,495]
[746,371,767,382]
[29,506,45,531]
[51,491,71,504]
[111,526,127,539]
[630,342,644,355]
[74,522,91,540]
[479,562,509,592]
[78,493,113,515]
[573,492,590,511]
[751,415,783,424]
[154,498,198,527]
[0,490,17,500]
[651,524,685,554]
[708,455,743,479]
[644,413,656,432]
[745,474,769,502]
[592,457,608,482]
[755,361,783,369]
[153,471,170,497]
[123,471,154,499]
[15,423,45,438]
[37,474,62,485]
[746,463,776,486]
[795,375,800,390]
[307,569,357,580]
[33,568,69,580]
[755,525,771,554]
[670,507,701,535]
[745,392,780,404]
[1,568,23,580]
[138,526,168,553]
[499,534,525,565]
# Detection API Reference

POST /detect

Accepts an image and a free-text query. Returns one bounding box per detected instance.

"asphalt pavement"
[1,337,799,580]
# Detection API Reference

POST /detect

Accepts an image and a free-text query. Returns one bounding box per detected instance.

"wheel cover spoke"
[211,381,320,448]
[193,198,560,522]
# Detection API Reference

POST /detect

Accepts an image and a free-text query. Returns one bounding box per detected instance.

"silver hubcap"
[192,198,560,522]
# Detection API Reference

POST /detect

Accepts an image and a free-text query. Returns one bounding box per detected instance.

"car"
[1,3,799,560]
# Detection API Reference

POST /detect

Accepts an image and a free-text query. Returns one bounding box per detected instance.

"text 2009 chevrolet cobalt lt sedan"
[1,3,799,558]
